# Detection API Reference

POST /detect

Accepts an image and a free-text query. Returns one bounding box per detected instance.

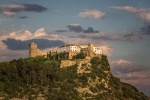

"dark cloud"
[141,26,150,35]
[67,24,84,32]
[84,27,99,33]
[63,24,99,33]
[19,16,28,19]
[0,4,47,17]
[73,32,142,41]
[2,38,65,50]
[23,4,47,12]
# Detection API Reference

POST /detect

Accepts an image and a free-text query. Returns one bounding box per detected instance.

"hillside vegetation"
[0,56,149,100]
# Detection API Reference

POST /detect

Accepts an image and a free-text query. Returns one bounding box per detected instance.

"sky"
[0,0,150,96]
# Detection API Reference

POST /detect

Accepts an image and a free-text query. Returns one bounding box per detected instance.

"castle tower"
[29,42,37,57]
[88,43,94,57]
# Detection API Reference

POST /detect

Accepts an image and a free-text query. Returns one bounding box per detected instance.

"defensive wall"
[60,59,90,68]
[29,42,47,58]
[29,42,102,60]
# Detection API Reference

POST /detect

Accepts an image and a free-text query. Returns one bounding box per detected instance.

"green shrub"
[90,57,101,66]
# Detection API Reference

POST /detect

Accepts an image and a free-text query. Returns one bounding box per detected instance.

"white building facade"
[57,44,103,55]
[93,47,103,55]
[57,45,81,53]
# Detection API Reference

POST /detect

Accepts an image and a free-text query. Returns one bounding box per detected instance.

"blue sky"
[0,0,150,96]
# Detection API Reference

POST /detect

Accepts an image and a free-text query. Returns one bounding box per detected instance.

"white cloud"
[112,6,150,23]
[111,59,131,65]
[111,59,144,73]
[2,11,17,17]
[138,12,150,23]
[34,28,46,37]
[68,24,81,26]
[79,10,106,19]
[111,6,139,13]
[0,4,24,17]
[0,28,47,41]
[0,28,65,61]
[8,30,32,40]
[0,4,25,9]
[99,45,113,56]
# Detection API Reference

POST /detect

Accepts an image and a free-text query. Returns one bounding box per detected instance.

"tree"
[90,57,101,66]
[76,51,86,59]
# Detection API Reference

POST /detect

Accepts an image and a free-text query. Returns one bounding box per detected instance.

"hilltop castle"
[29,42,103,60]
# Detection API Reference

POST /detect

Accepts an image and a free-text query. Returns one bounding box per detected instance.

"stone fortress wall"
[29,42,103,68]
[29,42,47,58]
[60,59,90,68]
[29,42,103,59]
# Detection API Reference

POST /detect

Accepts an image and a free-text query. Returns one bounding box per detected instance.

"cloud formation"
[67,24,84,32]
[112,6,150,23]
[0,28,66,61]
[79,10,106,19]
[2,28,46,41]
[64,24,99,33]
[75,32,142,41]
[110,59,150,95]
[0,4,47,17]
[2,38,65,50]
[99,44,113,56]
[111,59,145,74]
[83,27,99,33]
[0,28,65,50]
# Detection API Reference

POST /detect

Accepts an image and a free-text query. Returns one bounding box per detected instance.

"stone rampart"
[60,59,90,68]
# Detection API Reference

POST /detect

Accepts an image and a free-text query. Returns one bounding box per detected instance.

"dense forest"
[0,56,149,100]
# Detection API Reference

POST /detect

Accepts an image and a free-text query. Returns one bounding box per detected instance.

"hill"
[0,56,149,100]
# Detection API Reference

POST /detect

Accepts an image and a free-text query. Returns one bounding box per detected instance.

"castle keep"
[29,42,103,60]
[29,42,47,58]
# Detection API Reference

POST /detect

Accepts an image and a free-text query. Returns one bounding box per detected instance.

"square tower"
[29,42,37,57]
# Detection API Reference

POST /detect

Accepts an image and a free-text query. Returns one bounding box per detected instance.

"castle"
[29,42,103,60]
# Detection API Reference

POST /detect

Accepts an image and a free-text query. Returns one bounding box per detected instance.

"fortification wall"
[29,42,47,58]
[68,51,78,59]
[60,59,90,68]
[37,49,42,56]
[60,60,76,68]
